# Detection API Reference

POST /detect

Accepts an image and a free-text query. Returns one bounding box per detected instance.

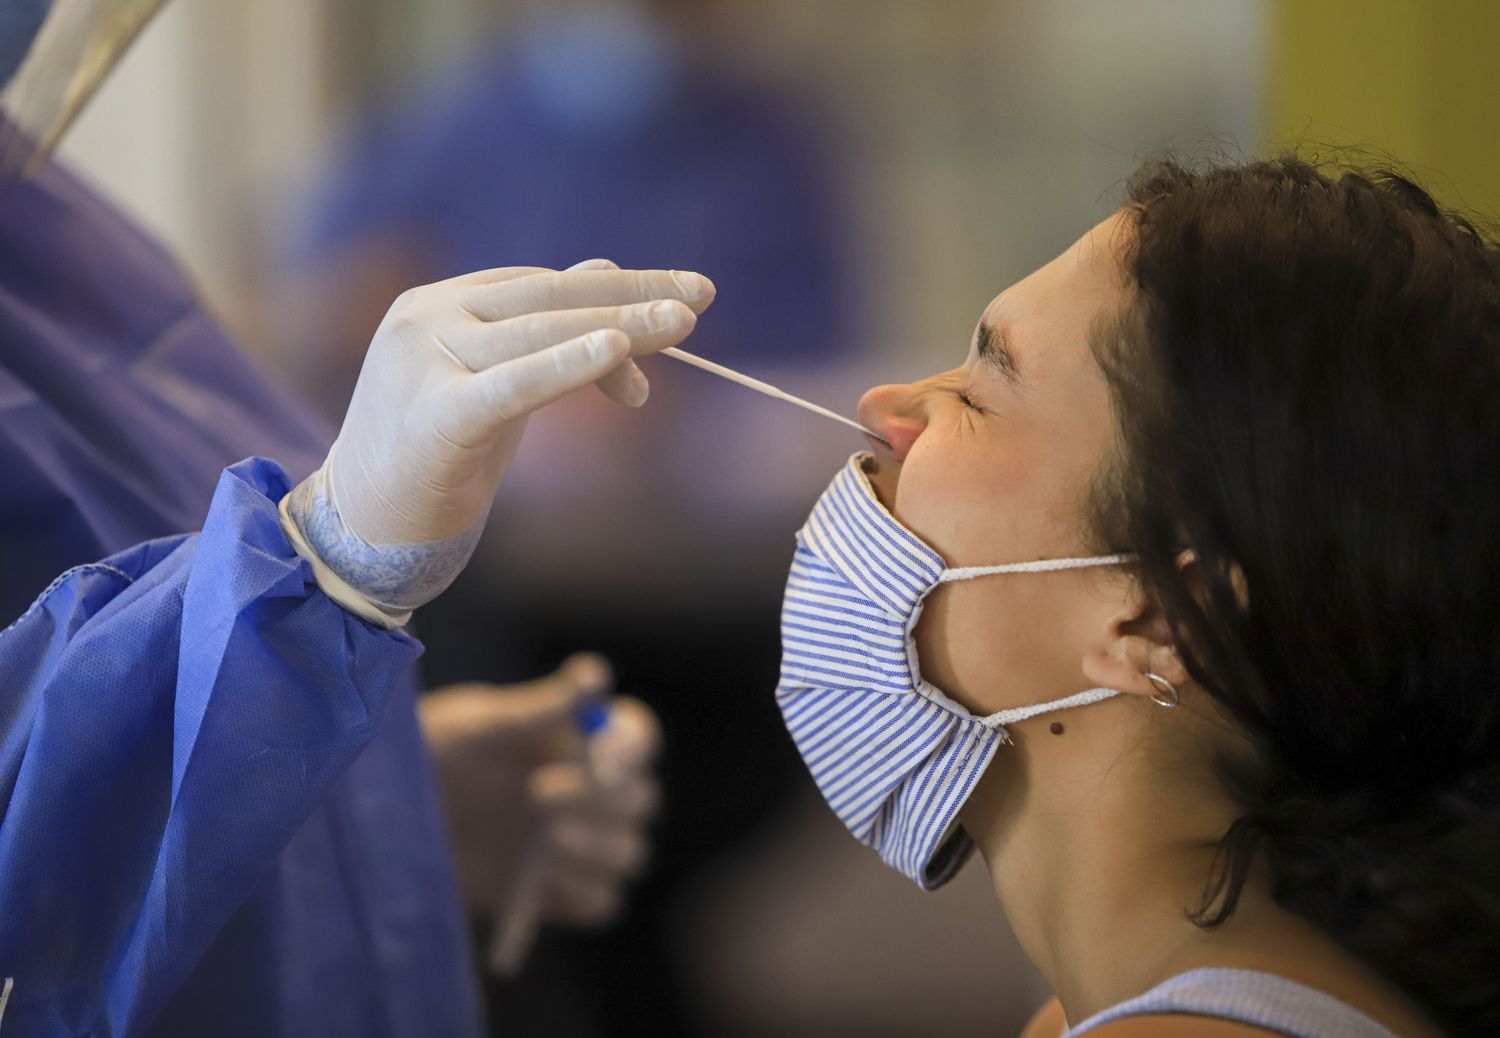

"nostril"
[857,385,925,461]
[878,417,924,461]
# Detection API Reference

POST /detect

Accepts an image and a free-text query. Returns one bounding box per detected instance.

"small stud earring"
[1144,672,1180,708]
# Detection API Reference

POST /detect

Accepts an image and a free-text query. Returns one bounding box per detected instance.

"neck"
[962,698,1450,1038]
[961,697,1243,1024]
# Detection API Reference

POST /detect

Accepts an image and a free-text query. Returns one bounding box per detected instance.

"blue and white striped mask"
[777,453,1131,889]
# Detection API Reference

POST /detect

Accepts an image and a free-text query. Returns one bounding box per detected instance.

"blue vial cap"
[573,699,610,737]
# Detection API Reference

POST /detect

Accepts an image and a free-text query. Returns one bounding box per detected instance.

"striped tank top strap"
[1063,968,1403,1038]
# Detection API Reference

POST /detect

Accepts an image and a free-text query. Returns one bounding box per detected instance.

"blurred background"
[56,1,1500,1034]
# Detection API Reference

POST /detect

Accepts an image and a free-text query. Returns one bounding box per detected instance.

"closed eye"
[957,390,982,411]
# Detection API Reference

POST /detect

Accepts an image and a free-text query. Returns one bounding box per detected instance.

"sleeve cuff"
[278,492,413,630]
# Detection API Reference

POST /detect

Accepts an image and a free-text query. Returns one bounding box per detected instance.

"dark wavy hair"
[1088,152,1500,1036]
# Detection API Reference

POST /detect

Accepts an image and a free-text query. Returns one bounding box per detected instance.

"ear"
[1079,574,1189,702]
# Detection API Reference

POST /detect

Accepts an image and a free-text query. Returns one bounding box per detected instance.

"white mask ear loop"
[981,687,1120,729]
[937,553,1136,730]
[940,553,1135,583]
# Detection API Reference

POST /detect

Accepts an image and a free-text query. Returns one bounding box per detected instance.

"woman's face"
[857,211,1133,717]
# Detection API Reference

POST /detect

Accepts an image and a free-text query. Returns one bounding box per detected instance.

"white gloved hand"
[417,654,661,925]
[281,260,715,625]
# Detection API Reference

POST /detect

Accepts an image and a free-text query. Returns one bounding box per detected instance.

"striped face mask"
[777,453,1131,889]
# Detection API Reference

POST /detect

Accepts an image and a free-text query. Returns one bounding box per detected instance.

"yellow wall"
[1265,0,1500,218]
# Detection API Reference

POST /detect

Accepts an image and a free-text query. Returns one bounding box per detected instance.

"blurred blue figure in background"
[287,0,851,408]
[284,1,860,1032]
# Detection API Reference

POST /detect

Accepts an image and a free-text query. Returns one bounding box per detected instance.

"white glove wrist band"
[282,453,489,629]
[278,489,413,630]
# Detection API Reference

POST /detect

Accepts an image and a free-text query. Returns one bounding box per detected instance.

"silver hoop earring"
[1145,672,1180,708]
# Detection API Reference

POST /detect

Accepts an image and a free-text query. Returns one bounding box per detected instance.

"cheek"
[893,436,1035,564]
[912,577,1100,714]
[912,580,1039,711]
[911,584,984,710]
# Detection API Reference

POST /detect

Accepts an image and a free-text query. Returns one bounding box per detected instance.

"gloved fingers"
[594,359,650,408]
[589,696,663,777]
[540,868,623,927]
[448,269,649,405]
[529,760,661,822]
[461,652,616,750]
[456,267,716,322]
[423,672,603,754]
[446,299,697,372]
[425,653,622,762]
[556,651,615,695]
[549,818,649,879]
[528,761,602,812]
[453,329,631,427]
[436,265,554,289]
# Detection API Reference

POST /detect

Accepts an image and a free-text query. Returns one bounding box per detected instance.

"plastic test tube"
[488,699,611,976]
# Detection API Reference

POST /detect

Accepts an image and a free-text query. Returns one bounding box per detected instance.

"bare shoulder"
[1083,1017,1290,1038]
[1017,997,1065,1038]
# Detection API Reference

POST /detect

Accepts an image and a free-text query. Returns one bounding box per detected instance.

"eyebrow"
[975,319,1022,385]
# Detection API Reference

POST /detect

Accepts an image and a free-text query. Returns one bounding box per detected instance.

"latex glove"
[418,654,661,926]
[281,260,715,625]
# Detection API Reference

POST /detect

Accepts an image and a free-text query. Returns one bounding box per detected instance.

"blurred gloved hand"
[281,259,715,625]
[418,654,661,927]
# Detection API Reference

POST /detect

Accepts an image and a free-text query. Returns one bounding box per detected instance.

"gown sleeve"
[0,456,422,1036]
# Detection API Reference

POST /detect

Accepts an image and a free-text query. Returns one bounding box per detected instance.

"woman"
[776,155,1497,1037]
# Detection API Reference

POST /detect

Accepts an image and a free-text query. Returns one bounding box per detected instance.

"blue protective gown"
[0,160,482,1036]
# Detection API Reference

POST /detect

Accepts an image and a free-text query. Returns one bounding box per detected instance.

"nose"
[857,382,926,461]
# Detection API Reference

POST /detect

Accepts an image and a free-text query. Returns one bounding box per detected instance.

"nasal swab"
[657,347,890,445]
